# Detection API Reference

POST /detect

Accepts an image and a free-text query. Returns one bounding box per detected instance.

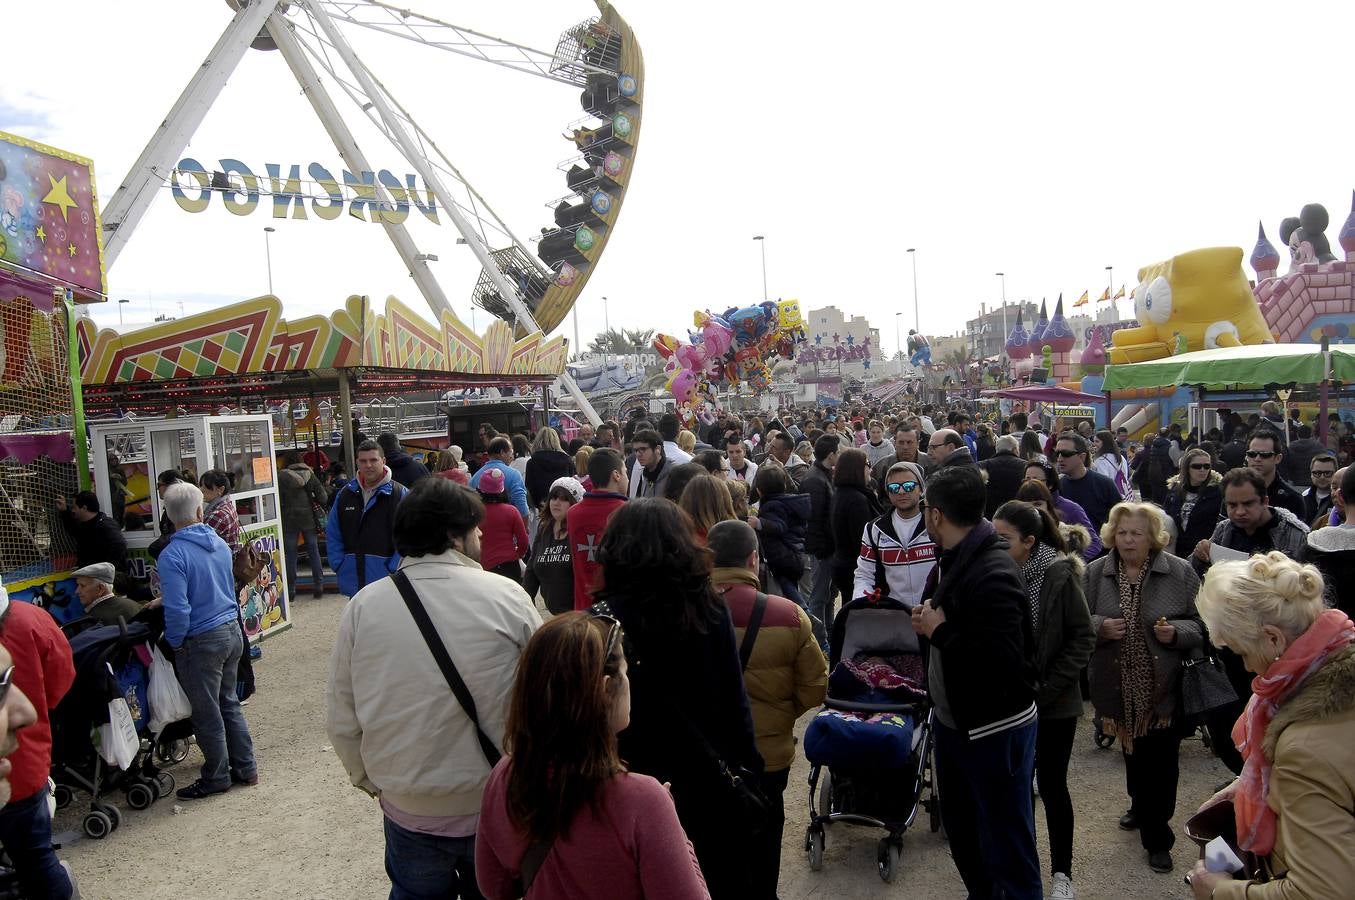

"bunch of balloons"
[653,299,806,409]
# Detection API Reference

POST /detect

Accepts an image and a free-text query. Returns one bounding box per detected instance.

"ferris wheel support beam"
[300,0,602,425]
[265,10,452,317]
[101,0,283,269]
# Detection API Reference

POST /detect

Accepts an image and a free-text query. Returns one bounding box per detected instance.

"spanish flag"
[1113,284,1126,300]
[1073,290,1089,307]
[1097,286,1111,302]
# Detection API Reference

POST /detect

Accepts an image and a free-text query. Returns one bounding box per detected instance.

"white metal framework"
[101,0,603,424]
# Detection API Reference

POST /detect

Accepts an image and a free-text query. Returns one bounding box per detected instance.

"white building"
[801,305,884,380]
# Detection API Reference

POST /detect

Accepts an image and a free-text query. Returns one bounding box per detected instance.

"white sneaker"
[60,861,81,899]
[1050,872,1075,900]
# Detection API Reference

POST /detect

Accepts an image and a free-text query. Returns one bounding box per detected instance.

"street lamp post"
[895,311,902,365]
[263,226,276,295]
[602,295,610,386]
[753,235,767,301]
[906,248,919,332]
[118,297,130,325]
[1105,265,1114,317]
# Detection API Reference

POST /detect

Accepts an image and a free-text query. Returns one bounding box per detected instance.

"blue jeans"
[934,717,1042,900]
[0,786,73,899]
[177,620,256,789]
[284,527,323,595]
[383,817,483,900]
[804,554,836,647]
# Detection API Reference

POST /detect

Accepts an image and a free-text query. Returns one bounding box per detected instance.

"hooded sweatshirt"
[158,523,240,647]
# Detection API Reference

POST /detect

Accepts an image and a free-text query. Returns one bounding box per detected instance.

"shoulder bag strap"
[519,838,554,895]
[391,569,502,768]
[738,592,768,671]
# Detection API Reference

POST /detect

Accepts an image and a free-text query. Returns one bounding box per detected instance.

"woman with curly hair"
[476,613,710,899]
[590,499,761,899]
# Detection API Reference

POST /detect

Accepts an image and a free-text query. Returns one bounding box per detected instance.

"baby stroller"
[802,594,939,883]
[50,616,191,839]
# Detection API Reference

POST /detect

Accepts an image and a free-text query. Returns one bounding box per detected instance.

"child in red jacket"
[477,468,529,583]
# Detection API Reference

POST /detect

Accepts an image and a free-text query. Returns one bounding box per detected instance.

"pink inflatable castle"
[1252,194,1355,343]
[1042,296,1077,381]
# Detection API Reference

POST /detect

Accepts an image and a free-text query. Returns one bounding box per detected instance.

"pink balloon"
[669,368,699,405]
[702,319,734,358]
[676,342,708,371]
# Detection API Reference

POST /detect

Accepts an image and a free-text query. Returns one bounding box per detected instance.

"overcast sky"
[4,0,1354,359]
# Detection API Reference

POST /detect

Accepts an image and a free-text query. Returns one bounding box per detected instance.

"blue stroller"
[802,594,940,882]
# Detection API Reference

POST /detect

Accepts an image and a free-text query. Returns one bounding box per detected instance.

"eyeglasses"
[1054,449,1081,458]
[634,445,654,453]
[0,664,12,710]
[1312,470,1335,478]
[1245,450,1276,459]
[886,480,920,494]
[1189,463,1213,471]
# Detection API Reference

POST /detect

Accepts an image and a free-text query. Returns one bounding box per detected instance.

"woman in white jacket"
[1090,429,1129,497]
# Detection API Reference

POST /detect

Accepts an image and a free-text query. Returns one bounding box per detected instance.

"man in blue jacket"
[469,436,529,517]
[326,439,407,597]
[158,482,257,801]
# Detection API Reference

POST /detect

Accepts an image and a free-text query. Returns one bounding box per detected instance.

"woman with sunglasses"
[851,461,936,619]
[476,612,710,900]
[1022,462,1103,560]
[589,499,760,899]
[1163,448,1224,559]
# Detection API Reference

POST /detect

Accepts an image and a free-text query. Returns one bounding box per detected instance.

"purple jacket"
[1055,495,1103,560]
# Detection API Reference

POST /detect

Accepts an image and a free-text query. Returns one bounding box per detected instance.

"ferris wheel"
[97,0,646,423]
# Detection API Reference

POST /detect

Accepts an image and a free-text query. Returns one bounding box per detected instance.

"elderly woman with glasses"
[1086,501,1204,875]
[1163,448,1225,559]
[476,613,711,900]
[1188,553,1355,900]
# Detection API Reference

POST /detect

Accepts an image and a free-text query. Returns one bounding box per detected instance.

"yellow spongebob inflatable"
[1109,247,1274,364]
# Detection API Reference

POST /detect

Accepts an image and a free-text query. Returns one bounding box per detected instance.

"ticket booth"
[89,414,290,641]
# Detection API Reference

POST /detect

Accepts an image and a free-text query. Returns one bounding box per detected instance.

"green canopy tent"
[1101,342,1355,442]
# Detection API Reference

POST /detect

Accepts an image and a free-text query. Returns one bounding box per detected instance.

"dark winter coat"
[830,485,881,572]
[62,510,129,571]
[1162,472,1224,559]
[1306,526,1355,617]
[279,463,328,534]
[524,449,573,510]
[757,492,810,580]
[385,450,430,488]
[1027,553,1095,720]
[979,450,1028,518]
[799,462,835,559]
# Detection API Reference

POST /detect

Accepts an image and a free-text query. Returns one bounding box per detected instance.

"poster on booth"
[122,522,291,642]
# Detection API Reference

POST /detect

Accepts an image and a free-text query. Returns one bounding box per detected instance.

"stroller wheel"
[1093,719,1116,750]
[127,781,156,811]
[82,810,113,840]
[817,770,832,818]
[95,802,122,832]
[154,772,176,798]
[877,839,902,883]
[158,738,190,764]
[53,784,74,811]
[806,827,825,872]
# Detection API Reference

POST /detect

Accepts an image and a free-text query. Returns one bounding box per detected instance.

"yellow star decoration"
[42,175,79,222]
[35,225,46,243]
[67,242,78,257]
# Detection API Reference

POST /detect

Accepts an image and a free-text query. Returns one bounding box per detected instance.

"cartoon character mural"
[1108,247,1273,364]
[1252,194,1355,345]
[1279,203,1337,272]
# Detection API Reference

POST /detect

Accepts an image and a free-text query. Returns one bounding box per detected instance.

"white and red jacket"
[852,510,937,608]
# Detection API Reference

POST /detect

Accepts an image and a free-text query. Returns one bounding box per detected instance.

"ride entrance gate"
[89,414,290,641]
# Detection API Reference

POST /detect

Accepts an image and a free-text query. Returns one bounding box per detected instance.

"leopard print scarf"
[1108,554,1169,753]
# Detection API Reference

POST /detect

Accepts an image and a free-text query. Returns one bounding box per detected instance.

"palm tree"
[623,328,655,353]
[587,328,627,354]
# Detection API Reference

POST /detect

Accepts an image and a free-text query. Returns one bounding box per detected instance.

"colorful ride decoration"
[1109,247,1273,365]
[0,130,107,302]
[477,1,645,336]
[1252,195,1355,344]
[652,299,808,409]
[77,293,568,386]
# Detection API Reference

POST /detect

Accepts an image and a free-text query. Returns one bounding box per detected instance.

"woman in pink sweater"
[476,614,710,900]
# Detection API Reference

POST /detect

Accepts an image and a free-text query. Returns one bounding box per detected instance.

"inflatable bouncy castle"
[1252,196,1355,345]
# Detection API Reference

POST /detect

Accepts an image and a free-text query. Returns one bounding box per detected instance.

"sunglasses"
[1245,450,1276,459]
[592,614,623,673]
[886,480,920,494]
[1054,449,1081,458]
[1189,463,1212,471]
[0,664,11,710]
[1312,470,1336,478]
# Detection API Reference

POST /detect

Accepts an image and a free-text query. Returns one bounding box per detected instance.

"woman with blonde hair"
[1188,553,1355,900]
[677,474,735,544]
[1085,501,1204,874]
[677,429,697,456]
[476,613,711,899]
[1163,447,1223,559]
[574,446,595,482]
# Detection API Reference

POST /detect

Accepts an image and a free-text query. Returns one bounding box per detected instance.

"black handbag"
[1180,652,1239,719]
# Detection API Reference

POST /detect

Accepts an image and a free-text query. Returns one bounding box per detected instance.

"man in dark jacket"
[912,466,1041,899]
[279,451,329,598]
[325,440,408,597]
[57,490,128,571]
[1306,466,1355,616]
[1304,453,1338,526]
[377,431,429,488]
[926,429,976,471]
[979,434,1027,517]
[799,435,839,648]
[1284,424,1326,487]
[1246,429,1307,521]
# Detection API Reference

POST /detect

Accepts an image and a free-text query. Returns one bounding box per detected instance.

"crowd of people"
[3,397,1354,899]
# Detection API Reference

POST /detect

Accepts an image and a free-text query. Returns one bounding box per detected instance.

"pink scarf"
[1232,608,1355,855]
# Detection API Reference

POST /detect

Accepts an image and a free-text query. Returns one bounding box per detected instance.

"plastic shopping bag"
[147,644,193,734]
[98,697,140,770]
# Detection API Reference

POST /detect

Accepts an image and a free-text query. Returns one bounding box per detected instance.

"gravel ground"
[55,593,1224,899]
